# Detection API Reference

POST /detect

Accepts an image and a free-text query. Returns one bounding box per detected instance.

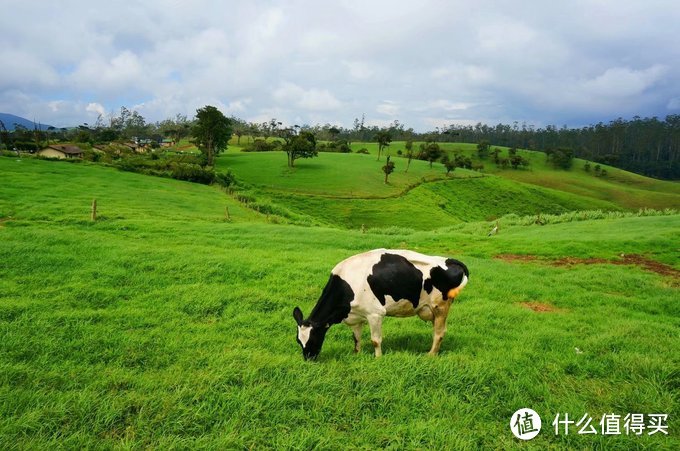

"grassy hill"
[1,155,678,448]
[215,143,679,229]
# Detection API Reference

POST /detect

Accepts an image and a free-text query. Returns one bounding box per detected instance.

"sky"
[1,0,679,131]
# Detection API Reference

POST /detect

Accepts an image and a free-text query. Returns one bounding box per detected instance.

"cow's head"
[293,307,329,361]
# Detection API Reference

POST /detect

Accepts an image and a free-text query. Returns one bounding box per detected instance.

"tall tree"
[404,139,414,173]
[284,130,317,167]
[374,130,392,161]
[382,155,395,183]
[419,141,443,168]
[192,106,233,166]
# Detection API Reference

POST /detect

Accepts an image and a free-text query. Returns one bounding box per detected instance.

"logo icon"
[510,408,542,440]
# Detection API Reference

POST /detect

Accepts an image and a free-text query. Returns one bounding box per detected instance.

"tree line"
[3,107,678,179]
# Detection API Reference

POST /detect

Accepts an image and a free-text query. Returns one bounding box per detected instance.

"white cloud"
[376,101,400,116]
[581,65,667,98]
[668,97,680,110]
[343,61,377,80]
[273,82,342,111]
[86,102,106,116]
[0,1,679,130]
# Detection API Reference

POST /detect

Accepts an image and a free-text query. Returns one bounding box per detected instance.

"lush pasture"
[218,150,453,197]
[214,143,679,229]
[263,177,619,230]
[1,157,678,448]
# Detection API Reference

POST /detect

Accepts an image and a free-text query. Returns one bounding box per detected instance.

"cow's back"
[332,249,445,318]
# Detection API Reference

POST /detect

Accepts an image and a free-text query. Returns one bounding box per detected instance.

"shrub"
[318,140,351,153]
[242,139,279,152]
[15,141,38,151]
[356,148,369,154]
[170,163,215,184]
[214,171,236,188]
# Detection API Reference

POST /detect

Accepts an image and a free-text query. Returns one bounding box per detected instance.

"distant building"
[37,145,84,159]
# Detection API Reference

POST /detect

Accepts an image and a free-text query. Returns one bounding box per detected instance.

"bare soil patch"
[518,302,565,313]
[496,253,679,280]
[495,254,540,263]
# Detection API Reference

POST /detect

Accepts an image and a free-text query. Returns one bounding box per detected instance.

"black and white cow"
[293,249,469,360]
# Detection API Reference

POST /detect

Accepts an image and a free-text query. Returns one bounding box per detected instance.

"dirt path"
[495,253,680,279]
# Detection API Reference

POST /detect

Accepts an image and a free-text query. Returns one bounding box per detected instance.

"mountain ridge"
[0,113,54,131]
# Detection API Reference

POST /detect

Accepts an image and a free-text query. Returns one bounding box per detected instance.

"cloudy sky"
[2,0,679,130]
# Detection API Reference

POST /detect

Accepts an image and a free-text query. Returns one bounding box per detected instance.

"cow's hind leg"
[367,314,384,357]
[350,322,363,353]
[428,302,451,355]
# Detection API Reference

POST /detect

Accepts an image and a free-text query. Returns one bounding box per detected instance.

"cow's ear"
[293,307,304,326]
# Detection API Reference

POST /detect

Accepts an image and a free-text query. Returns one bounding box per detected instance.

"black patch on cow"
[367,253,424,308]
[424,278,433,294]
[295,274,354,360]
[308,274,354,326]
[429,259,468,300]
[297,324,329,361]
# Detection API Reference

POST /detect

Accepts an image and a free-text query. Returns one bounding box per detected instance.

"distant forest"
[328,115,680,180]
[438,116,680,180]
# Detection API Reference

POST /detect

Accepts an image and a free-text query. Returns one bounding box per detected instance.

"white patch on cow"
[297,325,312,347]
[460,274,468,289]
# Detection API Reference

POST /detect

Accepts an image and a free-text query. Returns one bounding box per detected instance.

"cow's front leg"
[367,314,384,357]
[428,303,451,355]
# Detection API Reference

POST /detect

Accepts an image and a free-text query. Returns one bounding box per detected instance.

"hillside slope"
[217,146,679,229]
[0,157,263,224]
[0,157,677,448]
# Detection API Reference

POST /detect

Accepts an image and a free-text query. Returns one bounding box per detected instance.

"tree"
[419,141,443,168]
[328,126,340,141]
[509,154,529,169]
[373,130,392,160]
[284,130,317,167]
[477,140,490,159]
[441,155,455,175]
[382,155,395,183]
[492,147,501,164]
[404,139,414,173]
[192,106,233,166]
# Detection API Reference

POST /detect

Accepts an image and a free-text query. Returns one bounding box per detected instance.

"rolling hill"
[216,143,680,229]
[0,154,678,448]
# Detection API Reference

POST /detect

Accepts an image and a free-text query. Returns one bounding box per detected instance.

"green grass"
[0,157,261,223]
[1,156,678,448]
[217,150,453,197]
[213,143,679,229]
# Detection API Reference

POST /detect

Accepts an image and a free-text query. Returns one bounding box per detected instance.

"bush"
[318,140,351,153]
[170,163,215,184]
[82,149,103,162]
[242,139,280,152]
[15,141,38,151]
[356,148,369,154]
[214,171,236,188]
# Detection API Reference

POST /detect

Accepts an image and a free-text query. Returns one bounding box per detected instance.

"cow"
[293,249,469,360]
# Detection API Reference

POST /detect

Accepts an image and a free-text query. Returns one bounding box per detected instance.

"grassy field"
[1,156,678,448]
[214,142,679,229]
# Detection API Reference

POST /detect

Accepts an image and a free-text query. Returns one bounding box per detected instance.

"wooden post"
[91,199,97,221]
[225,206,230,221]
